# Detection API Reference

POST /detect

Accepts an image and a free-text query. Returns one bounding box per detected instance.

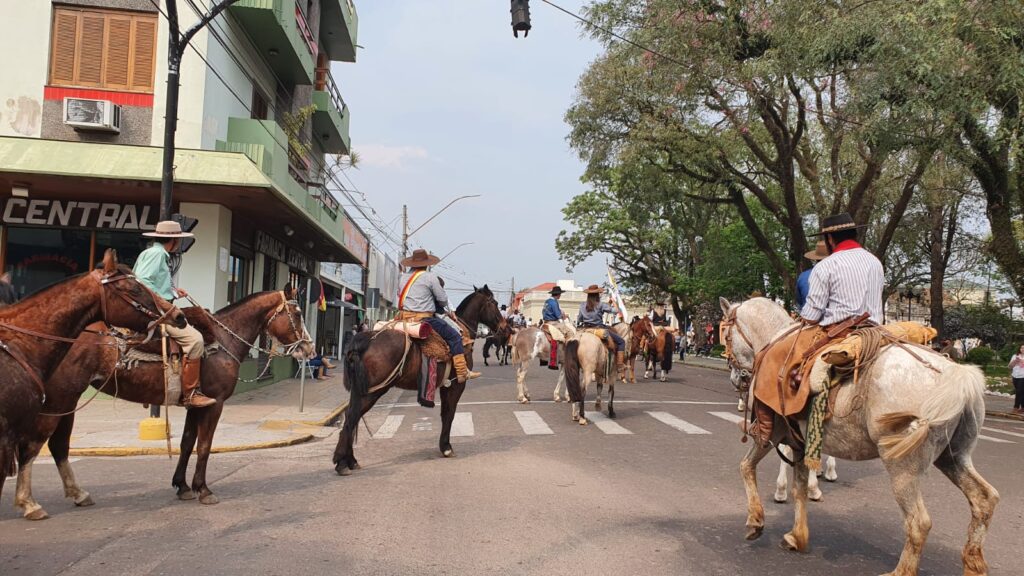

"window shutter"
[50,10,79,85]
[105,16,132,89]
[131,17,157,92]
[77,13,106,86]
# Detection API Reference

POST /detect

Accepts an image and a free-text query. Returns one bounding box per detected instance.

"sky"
[330,1,606,303]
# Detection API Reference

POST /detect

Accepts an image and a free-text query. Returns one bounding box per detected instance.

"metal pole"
[160,1,183,222]
[401,204,408,271]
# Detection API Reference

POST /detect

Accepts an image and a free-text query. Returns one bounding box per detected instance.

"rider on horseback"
[133,221,215,408]
[576,285,626,379]
[397,249,480,384]
[800,213,883,327]
[541,285,568,370]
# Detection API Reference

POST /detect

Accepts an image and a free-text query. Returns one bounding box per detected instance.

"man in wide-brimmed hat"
[540,285,569,370]
[795,239,828,311]
[800,212,883,327]
[134,221,215,408]
[397,249,479,383]
[577,284,627,379]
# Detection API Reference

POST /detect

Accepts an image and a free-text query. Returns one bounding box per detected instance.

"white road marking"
[586,412,632,435]
[515,411,554,435]
[709,411,745,424]
[981,426,1024,439]
[451,412,474,437]
[373,415,404,439]
[412,418,432,432]
[977,434,1014,444]
[646,411,711,435]
[390,399,736,408]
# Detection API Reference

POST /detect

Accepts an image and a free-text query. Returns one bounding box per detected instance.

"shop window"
[94,230,150,270]
[228,254,251,303]
[251,88,269,120]
[4,227,91,299]
[49,7,158,93]
[261,256,277,291]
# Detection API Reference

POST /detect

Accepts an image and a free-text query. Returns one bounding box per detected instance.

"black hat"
[549,286,565,296]
[811,212,866,237]
[500,304,507,310]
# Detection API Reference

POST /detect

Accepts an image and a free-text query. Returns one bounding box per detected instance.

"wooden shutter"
[50,10,80,86]
[77,13,106,86]
[131,17,157,92]
[104,16,132,89]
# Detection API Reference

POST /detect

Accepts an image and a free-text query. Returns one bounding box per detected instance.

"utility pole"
[401,204,408,269]
[510,276,515,307]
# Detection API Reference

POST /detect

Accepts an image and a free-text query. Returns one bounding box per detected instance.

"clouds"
[357,144,431,169]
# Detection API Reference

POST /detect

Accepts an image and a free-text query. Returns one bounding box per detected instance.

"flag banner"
[606,266,629,321]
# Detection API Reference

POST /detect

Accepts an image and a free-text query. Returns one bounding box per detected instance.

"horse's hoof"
[518,398,528,404]
[352,462,362,470]
[781,532,806,552]
[177,490,196,501]
[74,494,95,507]
[337,466,353,476]
[554,397,562,403]
[660,377,667,382]
[199,493,219,505]
[607,412,616,420]
[579,418,588,426]
[773,494,788,504]
[809,491,823,502]
[745,526,763,541]
[824,473,838,483]
[442,448,454,458]
[24,508,49,521]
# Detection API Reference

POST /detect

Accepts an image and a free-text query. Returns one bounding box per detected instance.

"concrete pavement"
[3,352,1023,575]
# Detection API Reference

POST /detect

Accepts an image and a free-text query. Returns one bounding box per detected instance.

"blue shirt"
[795,268,813,310]
[542,297,563,322]
[577,301,617,327]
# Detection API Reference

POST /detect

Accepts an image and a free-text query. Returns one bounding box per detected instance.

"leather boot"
[753,401,774,448]
[180,357,216,408]
[615,350,626,380]
[452,354,480,384]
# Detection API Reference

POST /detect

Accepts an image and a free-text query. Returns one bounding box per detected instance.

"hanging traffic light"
[511,0,531,38]
[171,213,198,254]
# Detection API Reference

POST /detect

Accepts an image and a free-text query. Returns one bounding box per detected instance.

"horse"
[644,327,674,382]
[10,290,314,518]
[332,285,504,475]
[510,323,576,403]
[483,322,513,367]
[624,316,655,384]
[720,297,997,576]
[0,249,185,508]
[563,326,625,424]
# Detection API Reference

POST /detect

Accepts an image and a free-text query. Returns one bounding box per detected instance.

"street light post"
[401,195,481,268]
[439,242,475,262]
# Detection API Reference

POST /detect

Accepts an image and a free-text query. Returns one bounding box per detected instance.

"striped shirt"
[800,242,884,326]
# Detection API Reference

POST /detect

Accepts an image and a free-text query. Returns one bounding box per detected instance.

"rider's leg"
[610,331,626,379]
[423,318,478,383]
[167,324,215,408]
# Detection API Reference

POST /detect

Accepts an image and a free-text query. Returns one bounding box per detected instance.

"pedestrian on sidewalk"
[1009,344,1024,413]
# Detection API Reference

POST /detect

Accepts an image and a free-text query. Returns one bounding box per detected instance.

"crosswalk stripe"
[374,415,404,439]
[709,411,745,424]
[515,411,554,435]
[451,412,474,437]
[978,434,1014,444]
[586,412,632,435]
[646,411,711,434]
[981,426,1024,439]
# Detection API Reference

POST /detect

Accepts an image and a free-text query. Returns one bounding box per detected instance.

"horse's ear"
[103,249,119,273]
[719,297,732,315]
[473,285,478,291]
[483,284,489,291]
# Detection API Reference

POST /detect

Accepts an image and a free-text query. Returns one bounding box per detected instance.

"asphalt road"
[2,354,1022,576]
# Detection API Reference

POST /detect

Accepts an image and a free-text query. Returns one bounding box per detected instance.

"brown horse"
[0,249,184,509]
[625,316,656,384]
[333,285,504,475]
[644,329,674,382]
[11,290,314,518]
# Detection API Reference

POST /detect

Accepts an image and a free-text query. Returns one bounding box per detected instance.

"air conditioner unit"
[63,97,121,133]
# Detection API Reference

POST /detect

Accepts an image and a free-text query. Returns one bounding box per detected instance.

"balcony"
[312,70,351,154]
[230,0,317,84]
[320,0,358,62]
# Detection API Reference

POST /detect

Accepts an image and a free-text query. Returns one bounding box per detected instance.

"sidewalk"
[54,373,350,457]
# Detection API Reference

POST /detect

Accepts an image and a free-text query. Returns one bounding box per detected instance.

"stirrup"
[182,391,216,409]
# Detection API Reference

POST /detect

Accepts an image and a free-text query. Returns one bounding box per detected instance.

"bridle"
[451,290,501,340]
[720,303,756,384]
[190,291,312,364]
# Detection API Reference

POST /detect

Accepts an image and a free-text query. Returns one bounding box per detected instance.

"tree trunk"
[928,203,946,337]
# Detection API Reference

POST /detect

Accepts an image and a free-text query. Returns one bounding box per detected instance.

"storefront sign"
[256,230,315,275]
[1,199,157,230]
[342,215,369,266]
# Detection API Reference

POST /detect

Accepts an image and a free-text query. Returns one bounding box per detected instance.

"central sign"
[1,198,157,230]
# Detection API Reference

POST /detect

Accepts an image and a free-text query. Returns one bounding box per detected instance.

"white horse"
[511,326,571,403]
[721,297,997,576]
[563,328,628,423]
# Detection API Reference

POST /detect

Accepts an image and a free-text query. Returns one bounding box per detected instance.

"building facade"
[0,0,364,388]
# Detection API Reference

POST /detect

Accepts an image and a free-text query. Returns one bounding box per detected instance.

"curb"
[64,433,316,457]
[987,410,1024,422]
[682,360,730,373]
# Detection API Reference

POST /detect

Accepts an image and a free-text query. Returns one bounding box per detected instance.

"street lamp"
[439,242,475,262]
[899,285,923,321]
[401,195,481,268]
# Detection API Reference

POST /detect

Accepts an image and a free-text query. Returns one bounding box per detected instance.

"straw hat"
[143,220,194,238]
[810,212,866,237]
[583,284,604,295]
[804,240,829,261]
[400,248,440,268]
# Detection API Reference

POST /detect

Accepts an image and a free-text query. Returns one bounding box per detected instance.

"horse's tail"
[339,332,371,452]
[563,339,583,403]
[877,361,985,461]
[660,332,673,373]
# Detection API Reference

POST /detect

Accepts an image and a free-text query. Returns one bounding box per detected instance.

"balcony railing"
[315,67,346,114]
[295,0,318,57]
[311,183,340,218]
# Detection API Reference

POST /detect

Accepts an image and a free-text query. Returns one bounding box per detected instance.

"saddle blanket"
[543,321,575,343]
[373,320,452,362]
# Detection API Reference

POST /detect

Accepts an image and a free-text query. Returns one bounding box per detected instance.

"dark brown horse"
[11,290,314,518]
[333,285,504,475]
[0,249,184,512]
[644,328,674,382]
[483,322,514,366]
[625,316,656,384]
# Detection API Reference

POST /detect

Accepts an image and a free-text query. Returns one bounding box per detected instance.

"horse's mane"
[737,297,795,347]
[214,290,276,316]
[8,263,134,302]
[456,287,491,316]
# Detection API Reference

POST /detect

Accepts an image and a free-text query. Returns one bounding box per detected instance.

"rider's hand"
[175,288,189,298]
[800,317,819,326]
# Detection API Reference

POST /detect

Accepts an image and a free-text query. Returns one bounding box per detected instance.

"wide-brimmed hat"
[549,286,565,296]
[804,240,829,261]
[583,284,603,295]
[143,220,194,238]
[400,248,440,268]
[810,212,866,237]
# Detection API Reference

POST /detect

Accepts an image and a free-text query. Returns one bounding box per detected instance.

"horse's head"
[631,315,656,342]
[266,293,316,360]
[719,296,795,392]
[458,284,503,331]
[94,249,186,333]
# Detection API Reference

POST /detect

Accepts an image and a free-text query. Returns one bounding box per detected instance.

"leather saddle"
[581,326,617,354]
[374,314,455,362]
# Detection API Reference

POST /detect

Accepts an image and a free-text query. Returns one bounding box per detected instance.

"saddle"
[581,326,617,354]
[374,313,462,362]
